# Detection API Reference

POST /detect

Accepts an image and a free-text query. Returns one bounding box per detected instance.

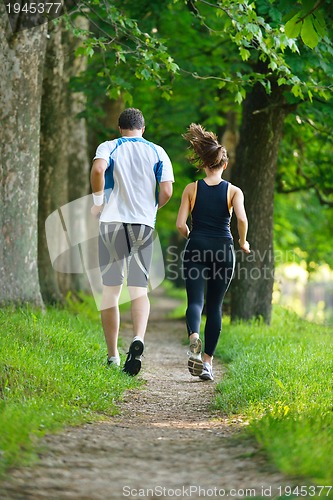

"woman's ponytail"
[183,123,228,170]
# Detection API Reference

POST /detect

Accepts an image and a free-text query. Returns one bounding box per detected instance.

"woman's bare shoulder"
[228,182,243,195]
[183,181,197,195]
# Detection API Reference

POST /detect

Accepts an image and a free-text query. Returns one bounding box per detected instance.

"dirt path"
[0,289,292,499]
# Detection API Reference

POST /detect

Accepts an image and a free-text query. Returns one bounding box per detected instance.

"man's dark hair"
[118,108,145,130]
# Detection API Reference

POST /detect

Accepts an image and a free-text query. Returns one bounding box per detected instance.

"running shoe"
[187,337,203,376]
[107,355,120,367]
[199,362,214,381]
[123,337,144,376]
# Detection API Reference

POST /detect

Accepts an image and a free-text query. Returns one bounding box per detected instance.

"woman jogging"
[176,123,250,381]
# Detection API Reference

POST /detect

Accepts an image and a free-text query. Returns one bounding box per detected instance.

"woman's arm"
[231,186,250,253]
[176,184,193,239]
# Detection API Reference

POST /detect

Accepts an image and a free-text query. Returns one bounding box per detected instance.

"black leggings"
[183,237,235,357]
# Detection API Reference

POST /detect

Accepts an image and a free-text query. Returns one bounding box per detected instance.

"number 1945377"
[6,3,62,14]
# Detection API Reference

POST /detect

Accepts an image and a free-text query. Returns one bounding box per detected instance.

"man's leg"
[121,286,148,376]
[100,284,122,358]
[99,222,127,362]
[122,224,152,375]
[128,286,150,340]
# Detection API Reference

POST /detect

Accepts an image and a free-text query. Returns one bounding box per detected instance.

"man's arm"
[91,158,107,193]
[90,158,107,217]
[158,181,173,209]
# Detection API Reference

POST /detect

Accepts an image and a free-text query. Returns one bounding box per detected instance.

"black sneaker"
[123,337,144,376]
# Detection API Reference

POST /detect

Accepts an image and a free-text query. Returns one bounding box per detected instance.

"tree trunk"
[0,10,46,307]
[230,81,288,323]
[64,18,91,294]
[38,18,91,302]
[87,96,125,163]
[38,21,70,303]
[221,110,239,182]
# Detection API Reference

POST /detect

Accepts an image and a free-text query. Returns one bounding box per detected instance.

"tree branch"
[299,165,333,207]
[276,182,315,194]
[179,67,241,83]
[197,0,233,19]
[295,0,326,24]
[313,186,333,207]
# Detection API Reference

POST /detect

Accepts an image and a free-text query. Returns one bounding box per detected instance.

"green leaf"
[285,14,302,38]
[75,46,86,57]
[86,47,94,58]
[247,23,260,35]
[161,90,172,101]
[269,60,278,71]
[291,84,304,99]
[261,79,271,94]
[235,91,243,104]
[140,68,151,80]
[301,15,320,49]
[239,47,251,61]
[235,32,244,44]
[312,11,327,39]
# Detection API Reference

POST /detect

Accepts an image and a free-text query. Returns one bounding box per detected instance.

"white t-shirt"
[94,136,174,228]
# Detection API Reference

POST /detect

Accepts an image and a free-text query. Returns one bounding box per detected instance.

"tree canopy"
[66,0,333,301]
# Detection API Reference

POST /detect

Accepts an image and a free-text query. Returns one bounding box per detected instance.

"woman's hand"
[239,239,250,254]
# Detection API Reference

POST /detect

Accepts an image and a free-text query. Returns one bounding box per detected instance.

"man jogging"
[91,108,174,376]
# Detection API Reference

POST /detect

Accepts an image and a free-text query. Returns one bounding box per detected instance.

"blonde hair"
[183,123,229,170]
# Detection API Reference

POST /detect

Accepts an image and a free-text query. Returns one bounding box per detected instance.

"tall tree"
[38,17,91,303]
[0,10,46,307]
[230,77,290,322]
[65,18,92,295]
[38,21,70,303]
[225,0,333,322]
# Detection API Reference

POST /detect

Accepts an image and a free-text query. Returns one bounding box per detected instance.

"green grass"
[0,294,140,476]
[214,306,333,485]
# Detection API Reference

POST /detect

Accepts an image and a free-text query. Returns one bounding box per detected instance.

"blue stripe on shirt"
[105,158,114,202]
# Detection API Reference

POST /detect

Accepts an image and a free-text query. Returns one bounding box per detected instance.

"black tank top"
[190,179,232,239]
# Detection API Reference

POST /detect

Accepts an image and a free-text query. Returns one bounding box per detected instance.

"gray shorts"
[99,223,153,287]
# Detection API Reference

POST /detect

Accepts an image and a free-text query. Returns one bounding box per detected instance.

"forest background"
[1,0,333,323]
